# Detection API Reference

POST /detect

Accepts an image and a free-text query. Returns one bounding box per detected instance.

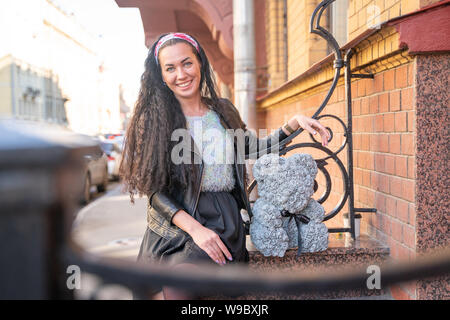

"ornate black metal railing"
[247,0,376,240]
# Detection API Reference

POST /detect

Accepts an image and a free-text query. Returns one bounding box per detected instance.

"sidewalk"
[70,184,394,300]
[71,184,149,299]
[72,183,147,261]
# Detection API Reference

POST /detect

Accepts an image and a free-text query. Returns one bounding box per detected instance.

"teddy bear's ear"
[304,154,318,176]
[278,157,287,170]
[253,153,285,180]
[253,154,271,180]
[252,163,262,180]
[286,153,307,167]
[287,153,318,176]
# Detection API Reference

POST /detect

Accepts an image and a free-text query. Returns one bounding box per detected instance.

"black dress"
[135,110,248,298]
[136,188,249,267]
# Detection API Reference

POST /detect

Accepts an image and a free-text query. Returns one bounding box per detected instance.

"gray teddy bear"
[250,153,329,257]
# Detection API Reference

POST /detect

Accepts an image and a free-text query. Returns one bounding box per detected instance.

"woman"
[120,32,330,299]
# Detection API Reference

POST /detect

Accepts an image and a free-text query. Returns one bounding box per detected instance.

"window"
[329,0,348,51]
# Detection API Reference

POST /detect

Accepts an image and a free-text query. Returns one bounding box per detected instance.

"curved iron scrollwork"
[247,0,375,239]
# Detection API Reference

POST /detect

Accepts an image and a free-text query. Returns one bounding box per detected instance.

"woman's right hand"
[190,224,233,265]
[172,209,233,265]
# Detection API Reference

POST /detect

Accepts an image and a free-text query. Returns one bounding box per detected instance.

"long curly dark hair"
[120,33,221,203]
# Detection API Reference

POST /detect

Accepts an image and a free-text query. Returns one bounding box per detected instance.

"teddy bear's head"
[253,153,318,213]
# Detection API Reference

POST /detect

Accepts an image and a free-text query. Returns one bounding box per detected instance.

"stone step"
[210,233,390,300]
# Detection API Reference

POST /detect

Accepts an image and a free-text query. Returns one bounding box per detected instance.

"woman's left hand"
[291,115,331,147]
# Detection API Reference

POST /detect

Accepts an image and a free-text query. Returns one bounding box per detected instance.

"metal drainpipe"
[233,0,258,206]
[283,0,288,82]
[233,0,256,130]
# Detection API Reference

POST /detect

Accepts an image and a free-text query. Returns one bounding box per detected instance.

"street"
[72,181,147,261]
[71,181,148,299]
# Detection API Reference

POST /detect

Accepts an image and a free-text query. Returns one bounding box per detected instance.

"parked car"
[100,140,122,180]
[111,135,124,150]
[103,132,124,141]
[81,138,109,204]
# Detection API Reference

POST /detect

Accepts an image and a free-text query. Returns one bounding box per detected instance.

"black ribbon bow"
[281,209,310,256]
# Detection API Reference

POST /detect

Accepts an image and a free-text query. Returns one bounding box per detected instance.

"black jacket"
[146,98,288,240]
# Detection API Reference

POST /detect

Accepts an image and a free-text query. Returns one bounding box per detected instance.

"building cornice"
[257,0,449,110]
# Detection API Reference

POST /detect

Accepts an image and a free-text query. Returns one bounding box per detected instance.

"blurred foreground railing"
[66,240,450,298]
[1,115,449,300]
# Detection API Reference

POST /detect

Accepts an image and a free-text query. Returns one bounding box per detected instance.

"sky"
[52,0,149,105]
[0,0,149,106]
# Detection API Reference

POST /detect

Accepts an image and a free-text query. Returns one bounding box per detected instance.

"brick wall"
[265,0,330,90]
[353,62,417,270]
[258,57,418,299]
[347,0,442,41]
[287,0,328,81]
[257,0,449,300]
[265,0,288,90]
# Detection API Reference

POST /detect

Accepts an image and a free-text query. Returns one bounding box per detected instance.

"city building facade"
[0,54,68,125]
[0,0,123,135]
[117,0,449,300]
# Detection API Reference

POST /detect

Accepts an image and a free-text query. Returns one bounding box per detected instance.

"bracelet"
[283,123,296,134]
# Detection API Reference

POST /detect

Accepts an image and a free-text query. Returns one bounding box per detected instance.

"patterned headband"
[154,33,200,64]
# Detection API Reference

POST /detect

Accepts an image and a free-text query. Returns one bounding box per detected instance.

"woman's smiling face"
[158,42,202,100]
